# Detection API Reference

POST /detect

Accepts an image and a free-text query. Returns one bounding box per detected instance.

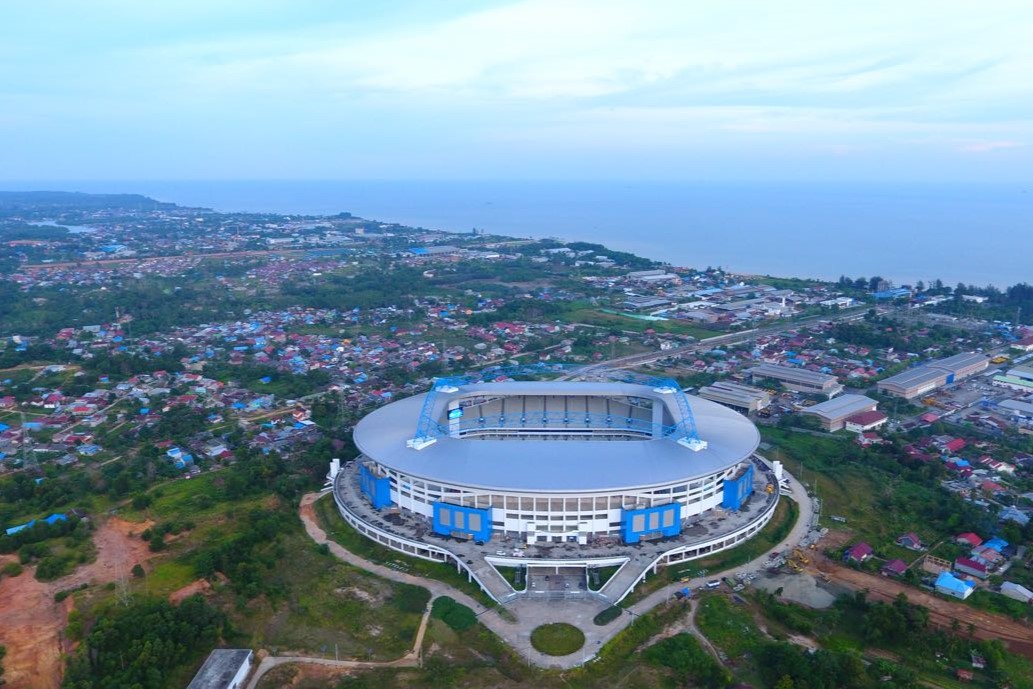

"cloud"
[958,140,1025,153]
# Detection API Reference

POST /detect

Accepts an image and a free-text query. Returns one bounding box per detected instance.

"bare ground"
[812,553,1033,659]
[170,578,213,604]
[0,516,154,689]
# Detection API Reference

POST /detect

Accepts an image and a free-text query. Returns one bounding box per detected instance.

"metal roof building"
[801,394,878,431]
[878,352,989,399]
[698,381,772,413]
[877,367,949,399]
[928,352,990,378]
[746,363,843,398]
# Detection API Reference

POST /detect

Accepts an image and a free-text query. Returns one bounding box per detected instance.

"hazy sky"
[2,0,1032,181]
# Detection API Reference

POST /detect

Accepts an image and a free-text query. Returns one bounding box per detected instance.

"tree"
[131,564,145,578]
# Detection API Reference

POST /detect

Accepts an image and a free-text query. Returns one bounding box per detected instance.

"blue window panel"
[358,464,392,510]
[722,464,755,511]
[621,503,681,544]
[432,502,492,542]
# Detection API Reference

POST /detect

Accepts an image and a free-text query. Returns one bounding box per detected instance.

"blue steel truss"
[408,363,701,447]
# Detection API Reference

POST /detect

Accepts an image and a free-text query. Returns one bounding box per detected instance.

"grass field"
[761,427,959,554]
[222,530,430,660]
[562,307,717,339]
[696,595,764,659]
[313,494,496,608]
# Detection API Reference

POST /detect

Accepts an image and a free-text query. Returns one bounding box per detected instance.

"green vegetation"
[530,623,585,656]
[644,633,732,688]
[563,306,715,338]
[431,596,477,632]
[593,605,623,625]
[693,588,1033,689]
[62,594,226,689]
[1,561,23,577]
[761,427,992,552]
[587,564,620,591]
[313,494,495,607]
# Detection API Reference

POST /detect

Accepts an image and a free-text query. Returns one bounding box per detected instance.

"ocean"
[7,180,1032,288]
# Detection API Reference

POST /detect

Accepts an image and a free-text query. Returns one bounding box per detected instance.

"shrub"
[594,606,623,626]
[431,596,477,632]
[1,562,23,578]
[390,583,431,614]
[131,494,153,510]
[149,533,166,552]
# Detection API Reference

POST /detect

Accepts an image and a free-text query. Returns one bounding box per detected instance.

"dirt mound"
[170,579,212,604]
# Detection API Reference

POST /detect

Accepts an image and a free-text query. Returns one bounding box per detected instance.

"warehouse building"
[877,352,989,399]
[801,394,879,432]
[697,381,772,413]
[993,365,1033,392]
[931,352,990,380]
[746,363,843,398]
[877,367,948,399]
[998,398,1033,421]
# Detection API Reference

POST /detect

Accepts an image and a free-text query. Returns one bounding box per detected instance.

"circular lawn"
[530,623,586,656]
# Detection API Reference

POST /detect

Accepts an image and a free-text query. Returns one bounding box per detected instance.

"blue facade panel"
[722,464,755,511]
[432,502,493,541]
[359,463,392,510]
[621,503,681,544]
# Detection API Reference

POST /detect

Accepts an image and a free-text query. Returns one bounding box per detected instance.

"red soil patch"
[170,578,212,604]
[0,516,154,689]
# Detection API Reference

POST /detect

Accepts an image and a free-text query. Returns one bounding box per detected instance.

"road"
[576,307,872,374]
[296,470,815,670]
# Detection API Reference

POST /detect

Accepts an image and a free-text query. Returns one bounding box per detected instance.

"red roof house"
[845,542,874,563]
[881,559,908,577]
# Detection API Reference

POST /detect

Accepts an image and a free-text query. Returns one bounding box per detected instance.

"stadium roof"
[354,381,758,492]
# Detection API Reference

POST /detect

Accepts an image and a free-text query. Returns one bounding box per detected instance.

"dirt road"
[813,558,1033,658]
[0,517,153,689]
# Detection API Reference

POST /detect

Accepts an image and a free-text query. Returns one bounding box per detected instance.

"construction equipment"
[788,560,803,573]
[792,548,810,564]
[818,572,831,583]
[765,484,775,494]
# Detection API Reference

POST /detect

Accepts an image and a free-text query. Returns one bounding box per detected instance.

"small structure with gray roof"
[186,649,253,689]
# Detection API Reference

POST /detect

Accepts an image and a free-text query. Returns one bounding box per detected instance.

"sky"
[1,0,1032,182]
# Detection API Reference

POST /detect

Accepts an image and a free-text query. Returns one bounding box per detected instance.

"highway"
[575,306,874,375]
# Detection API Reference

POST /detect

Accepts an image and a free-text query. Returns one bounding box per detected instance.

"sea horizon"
[3,179,1031,289]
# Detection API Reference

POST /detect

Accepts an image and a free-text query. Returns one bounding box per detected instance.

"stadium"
[330,369,784,602]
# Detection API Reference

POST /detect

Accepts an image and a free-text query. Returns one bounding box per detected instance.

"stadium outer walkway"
[294,470,813,671]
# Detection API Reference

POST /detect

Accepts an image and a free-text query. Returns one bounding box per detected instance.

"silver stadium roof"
[353,381,759,493]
